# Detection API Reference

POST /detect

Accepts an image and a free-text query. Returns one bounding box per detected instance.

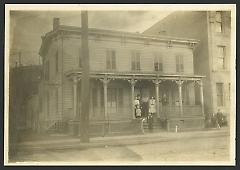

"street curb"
[17,130,229,153]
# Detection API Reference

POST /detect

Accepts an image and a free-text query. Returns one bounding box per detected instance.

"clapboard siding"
[61,35,195,74]
[62,78,74,119]
[62,38,80,72]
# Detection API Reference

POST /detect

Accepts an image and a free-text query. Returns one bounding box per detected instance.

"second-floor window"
[215,11,222,33]
[154,54,163,72]
[106,49,116,70]
[217,46,225,69]
[176,55,184,73]
[131,51,140,71]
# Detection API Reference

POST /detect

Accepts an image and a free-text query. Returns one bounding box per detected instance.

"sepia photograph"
[4,4,236,165]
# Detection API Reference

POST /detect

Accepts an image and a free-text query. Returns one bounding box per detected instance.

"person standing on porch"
[149,96,156,122]
[149,97,156,115]
[134,96,140,118]
[135,105,142,118]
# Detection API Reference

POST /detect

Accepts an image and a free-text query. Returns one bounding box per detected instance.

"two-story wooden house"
[38,18,205,135]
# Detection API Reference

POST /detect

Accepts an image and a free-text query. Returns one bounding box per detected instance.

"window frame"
[215,11,223,33]
[216,83,224,106]
[131,51,141,71]
[154,54,163,72]
[106,49,116,70]
[176,55,184,73]
[217,45,226,70]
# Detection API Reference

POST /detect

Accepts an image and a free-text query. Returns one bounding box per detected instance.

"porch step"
[143,118,164,130]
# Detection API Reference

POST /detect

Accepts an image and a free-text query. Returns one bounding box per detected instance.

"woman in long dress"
[149,97,156,114]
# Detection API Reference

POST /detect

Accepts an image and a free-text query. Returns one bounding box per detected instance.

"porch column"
[176,80,184,117]
[128,78,137,119]
[153,79,162,118]
[197,80,204,116]
[100,76,111,121]
[73,76,79,119]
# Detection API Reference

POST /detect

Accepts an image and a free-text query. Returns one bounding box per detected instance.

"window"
[78,48,82,68]
[132,51,140,71]
[55,50,58,73]
[107,88,117,114]
[216,83,224,106]
[107,88,123,113]
[106,49,116,70]
[217,46,225,69]
[176,55,184,73]
[215,11,222,33]
[154,54,163,72]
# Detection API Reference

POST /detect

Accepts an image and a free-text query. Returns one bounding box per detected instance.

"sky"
[9,10,172,67]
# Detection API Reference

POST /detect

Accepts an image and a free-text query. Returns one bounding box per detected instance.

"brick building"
[38,18,205,135]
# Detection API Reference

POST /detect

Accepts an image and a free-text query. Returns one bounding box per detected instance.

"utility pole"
[80,10,90,142]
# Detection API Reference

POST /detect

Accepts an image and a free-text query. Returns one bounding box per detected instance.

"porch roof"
[65,70,205,81]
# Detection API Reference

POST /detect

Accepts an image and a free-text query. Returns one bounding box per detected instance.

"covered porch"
[66,70,205,135]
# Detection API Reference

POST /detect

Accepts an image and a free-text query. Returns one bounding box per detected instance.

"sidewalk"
[17,127,229,152]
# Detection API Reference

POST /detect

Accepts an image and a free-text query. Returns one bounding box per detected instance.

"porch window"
[215,11,222,33]
[217,46,225,69]
[216,83,224,106]
[176,55,184,73]
[107,88,117,113]
[131,51,140,71]
[106,49,116,70]
[154,54,163,72]
[107,88,123,113]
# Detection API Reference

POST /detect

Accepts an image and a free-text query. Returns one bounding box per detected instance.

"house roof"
[39,25,200,57]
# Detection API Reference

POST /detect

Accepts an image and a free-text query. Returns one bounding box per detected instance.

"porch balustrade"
[161,105,202,119]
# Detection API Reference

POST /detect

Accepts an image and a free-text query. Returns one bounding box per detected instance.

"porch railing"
[161,105,202,119]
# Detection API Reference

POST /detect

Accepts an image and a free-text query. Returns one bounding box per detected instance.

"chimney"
[53,18,60,30]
